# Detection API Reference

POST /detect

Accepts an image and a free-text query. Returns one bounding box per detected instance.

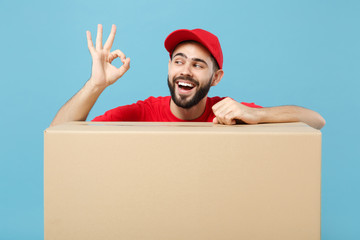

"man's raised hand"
[86,24,130,89]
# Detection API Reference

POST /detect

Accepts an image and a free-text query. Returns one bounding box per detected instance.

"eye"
[174,60,183,65]
[194,63,203,68]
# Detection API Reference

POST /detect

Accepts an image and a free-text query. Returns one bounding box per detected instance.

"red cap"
[164,28,223,69]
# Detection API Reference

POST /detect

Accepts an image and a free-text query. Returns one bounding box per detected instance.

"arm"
[212,97,326,130]
[50,24,130,127]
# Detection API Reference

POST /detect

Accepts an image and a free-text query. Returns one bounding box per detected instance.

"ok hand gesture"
[86,24,130,89]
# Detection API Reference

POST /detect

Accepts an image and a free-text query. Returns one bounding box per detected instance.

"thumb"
[213,117,219,124]
[122,57,130,70]
[117,57,131,77]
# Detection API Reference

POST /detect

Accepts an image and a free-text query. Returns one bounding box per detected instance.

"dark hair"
[171,41,220,72]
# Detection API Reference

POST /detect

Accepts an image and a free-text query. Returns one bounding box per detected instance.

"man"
[50,24,325,129]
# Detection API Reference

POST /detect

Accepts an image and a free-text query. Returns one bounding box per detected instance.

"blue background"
[1,0,359,239]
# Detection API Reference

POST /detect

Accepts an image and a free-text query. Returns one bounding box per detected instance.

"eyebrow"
[173,53,208,66]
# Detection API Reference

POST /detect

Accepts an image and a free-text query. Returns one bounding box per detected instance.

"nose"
[179,62,192,77]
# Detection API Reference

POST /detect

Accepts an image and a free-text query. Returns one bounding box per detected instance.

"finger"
[215,104,237,125]
[104,24,116,51]
[86,31,95,53]
[213,109,224,124]
[107,53,116,63]
[96,24,103,50]
[212,100,225,112]
[109,49,126,62]
[215,112,229,125]
[213,99,241,122]
[213,103,231,121]
[217,117,225,125]
[223,112,237,125]
[122,57,131,70]
[214,112,226,125]
[212,97,232,112]
[116,57,131,78]
[213,117,219,124]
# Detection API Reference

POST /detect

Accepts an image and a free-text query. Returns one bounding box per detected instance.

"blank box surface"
[44,122,321,240]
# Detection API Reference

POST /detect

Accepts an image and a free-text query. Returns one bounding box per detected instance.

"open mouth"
[176,80,196,93]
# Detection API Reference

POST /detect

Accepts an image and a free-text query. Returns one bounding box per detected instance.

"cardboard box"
[44,122,321,240]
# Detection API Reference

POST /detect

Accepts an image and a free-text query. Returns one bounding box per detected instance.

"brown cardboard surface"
[44,122,321,240]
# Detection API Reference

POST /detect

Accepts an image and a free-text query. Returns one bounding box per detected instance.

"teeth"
[178,82,194,87]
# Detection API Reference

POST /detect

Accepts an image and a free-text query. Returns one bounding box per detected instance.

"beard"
[167,75,213,109]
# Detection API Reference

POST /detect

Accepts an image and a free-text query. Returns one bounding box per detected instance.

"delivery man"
[50,24,325,129]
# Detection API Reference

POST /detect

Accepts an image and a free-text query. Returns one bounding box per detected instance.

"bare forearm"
[50,81,105,127]
[257,105,326,130]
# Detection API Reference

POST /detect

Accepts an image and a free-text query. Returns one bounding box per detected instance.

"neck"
[170,96,208,120]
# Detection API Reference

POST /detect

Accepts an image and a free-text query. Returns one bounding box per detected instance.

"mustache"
[173,76,199,87]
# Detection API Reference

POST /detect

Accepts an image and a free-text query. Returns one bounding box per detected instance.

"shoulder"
[141,96,171,103]
[207,96,263,108]
[207,96,227,106]
[138,96,171,107]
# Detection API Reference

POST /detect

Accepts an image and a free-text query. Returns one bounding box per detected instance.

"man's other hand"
[212,97,260,125]
[212,97,326,129]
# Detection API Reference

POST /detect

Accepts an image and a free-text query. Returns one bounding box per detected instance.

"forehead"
[172,42,212,62]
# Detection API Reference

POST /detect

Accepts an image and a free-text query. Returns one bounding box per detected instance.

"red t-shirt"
[92,96,262,122]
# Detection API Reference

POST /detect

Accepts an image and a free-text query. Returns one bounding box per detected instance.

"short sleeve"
[241,102,263,108]
[92,102,144,121]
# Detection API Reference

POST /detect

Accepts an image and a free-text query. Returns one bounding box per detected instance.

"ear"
[211,69,224,86]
